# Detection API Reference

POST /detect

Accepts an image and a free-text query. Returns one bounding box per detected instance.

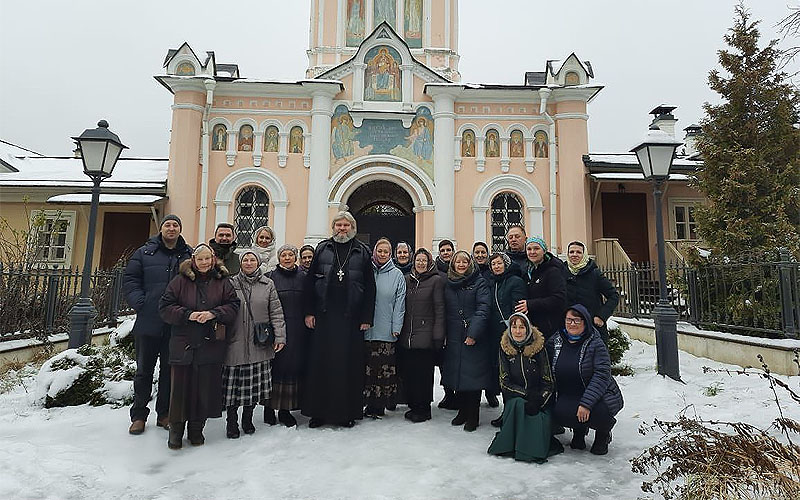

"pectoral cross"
[337,269,345,282]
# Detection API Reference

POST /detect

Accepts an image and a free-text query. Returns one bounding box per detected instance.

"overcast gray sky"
[1,0,797,157]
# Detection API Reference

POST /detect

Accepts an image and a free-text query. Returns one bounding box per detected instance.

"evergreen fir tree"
[694,3,800,258]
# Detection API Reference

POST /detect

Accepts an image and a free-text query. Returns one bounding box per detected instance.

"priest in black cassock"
[302,211,376,427]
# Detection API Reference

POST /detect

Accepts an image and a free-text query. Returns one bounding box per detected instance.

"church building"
[157,0,603,253]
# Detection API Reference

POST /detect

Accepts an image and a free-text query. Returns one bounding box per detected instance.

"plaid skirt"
[222,360,271,408]
[364,341,398,407]
[266,378,301,411]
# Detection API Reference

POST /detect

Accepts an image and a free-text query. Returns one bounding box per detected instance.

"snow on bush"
[35,324,137,408]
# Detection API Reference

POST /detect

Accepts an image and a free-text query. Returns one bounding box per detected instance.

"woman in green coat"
[488,312,564,463]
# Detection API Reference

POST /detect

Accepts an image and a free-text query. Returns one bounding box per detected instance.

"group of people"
[123,211,624,463]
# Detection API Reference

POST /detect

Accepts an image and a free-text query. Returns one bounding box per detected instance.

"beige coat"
[225,273,287,366]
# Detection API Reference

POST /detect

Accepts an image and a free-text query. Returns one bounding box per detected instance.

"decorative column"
[500,136,510,173]
[401,64,414,111]
[476,135,485,172]
[353,62,366,109]
[524,137,534,173]
[226,129,237,166]
[305,90,336,244]
[431,90,458,250]
[278,131,289,167]
[253,130,264,167]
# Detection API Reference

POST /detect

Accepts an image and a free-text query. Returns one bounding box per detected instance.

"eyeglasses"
[565,318,584,325]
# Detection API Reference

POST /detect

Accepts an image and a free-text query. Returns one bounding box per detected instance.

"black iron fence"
[601,251,800,339]
[0,262,132,342]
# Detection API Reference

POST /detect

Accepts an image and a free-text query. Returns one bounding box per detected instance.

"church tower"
[307,0,460,81]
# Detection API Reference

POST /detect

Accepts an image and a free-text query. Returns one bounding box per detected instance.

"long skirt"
[169,363,224,423]
[364,340,398,410]
[488,397,564,463]
[397,347,434,411]
[222,360,272,408]
[266,378,301,411]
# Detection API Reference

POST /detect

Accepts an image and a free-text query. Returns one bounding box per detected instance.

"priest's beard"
[332,229,356,243]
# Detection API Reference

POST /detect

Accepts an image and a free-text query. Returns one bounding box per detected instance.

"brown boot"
[128,420,145,435]
[156,416,170,430]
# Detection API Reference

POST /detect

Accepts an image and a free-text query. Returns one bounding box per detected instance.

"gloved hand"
[524,395,543,416]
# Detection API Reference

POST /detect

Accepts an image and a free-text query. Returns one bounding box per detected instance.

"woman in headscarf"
[363,237,406,418]
[264,244,310,427]
[393,241,413,275]
[159,244,240,449]
[471,241,491,280]
[546,304,624,455]
[563,241,620,344]
[247,225,278,273]
[514,236,566,339]
[488,312,563,463]
[298,244,315,272]
[398,248,445,422]
[223,250,286,438]
[442,250,491,431]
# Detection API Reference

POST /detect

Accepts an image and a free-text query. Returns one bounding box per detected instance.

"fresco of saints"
[365,47,402,102]
[264,126,279,152]
[212,124,227,151]
[346,0,365,46]
[290,127,304,153]
[331,113,356,160]
[461,130,475,157]
[534,130,548,158]
[510,130,524,157]
[404,0,422,47]
[485,130,500,158]
[409,117,433,160]
[238,125,254,151]
[374,0,396,28]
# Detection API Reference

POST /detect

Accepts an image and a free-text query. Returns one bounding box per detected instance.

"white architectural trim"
[531,123,550,135]
[208,117,232,129]
[472,174,545,243]
[327,154,435,210]
[258,118,285,133]
[480,122,504,136]
[213,168,289,248]
[231,117,258,131]
[284,119,309,134]
[553,113,589,121]
[456,122,479,136]
[506,123,532,139]
[171,103,205,113]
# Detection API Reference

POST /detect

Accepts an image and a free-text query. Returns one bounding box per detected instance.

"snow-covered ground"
[0,339,797,500]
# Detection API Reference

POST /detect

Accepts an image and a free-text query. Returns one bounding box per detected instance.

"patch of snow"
[606,318,619,331]
[35,349,90,402]
[98,379,133,403]
[109,317,136,346]
[46,194,165,204]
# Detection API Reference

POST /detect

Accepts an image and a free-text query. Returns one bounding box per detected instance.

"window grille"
[235,186,269,247]
[490,192,524,252]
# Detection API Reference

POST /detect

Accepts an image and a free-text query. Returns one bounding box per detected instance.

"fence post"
[777,248,799,338]
[44,266,60,333]
[629,264,641,319]
[109,267,123,324]
[686,268,699,326]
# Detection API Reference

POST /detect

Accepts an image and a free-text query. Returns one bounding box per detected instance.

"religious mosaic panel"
[364,46,402,102]
[461,130,476,157]
[289,126,304,153]
[485,129,500,158]
[238,125,254,151]
[212,124,227,151]
[175,61,195,76]
[534,130,548,158]
[346,0,366,47]
[330,105,434,177]
[373,0,396,29]
[263,125,279,152]
[404,0,423,48]
[510,130,524,157]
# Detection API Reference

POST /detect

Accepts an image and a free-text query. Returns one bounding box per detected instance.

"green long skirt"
[487,397,564,463]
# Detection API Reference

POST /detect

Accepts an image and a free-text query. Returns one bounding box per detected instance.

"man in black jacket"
[505,225,528,277]
[123,215,192,435]
[209,223,239,275]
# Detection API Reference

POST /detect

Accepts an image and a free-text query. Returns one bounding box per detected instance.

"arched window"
[461,130,476,157]
[235,186,269,247]
[211,124,227,151]
[289,126,304,153]
[175,62,195,76]
[534,130,549,158]
[485,129,500,158]
[564,71,580,86]
[238,125,254,151]
[491,192,524,252]
[509,130,524,157]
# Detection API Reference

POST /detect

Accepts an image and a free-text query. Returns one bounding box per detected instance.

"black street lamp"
[67,120,127,348]
[631,124,683,381]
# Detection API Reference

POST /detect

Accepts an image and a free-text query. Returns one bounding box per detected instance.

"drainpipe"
[538,88,558,249]
[198,79,216,242]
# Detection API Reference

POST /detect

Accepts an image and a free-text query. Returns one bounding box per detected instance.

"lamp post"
[631,124,682,381]
[67,120,127,348]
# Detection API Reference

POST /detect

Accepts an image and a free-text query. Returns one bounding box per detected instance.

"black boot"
[167,421,185,450]
[490,416,503,428]
[570,426,587,450]
[242,405,256,434]
[264,407,277,425]
[308,417,324,428]
[278,410,297,427]
[464,400,479,432]
[187,420,205,446]
[438,389,457,410]
[226,407,240,439]
[591,430,612,455]
[486,392,499,408]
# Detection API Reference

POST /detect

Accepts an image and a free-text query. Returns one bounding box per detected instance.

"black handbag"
[242,284,274,348]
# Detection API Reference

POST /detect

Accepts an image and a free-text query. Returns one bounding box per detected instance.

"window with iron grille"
[235,186,269,247]
[490,192,524,252]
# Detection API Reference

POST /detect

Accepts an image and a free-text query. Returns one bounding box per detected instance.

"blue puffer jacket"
[546,304,624,415]
[123,234,192,337]
[364,259,406,342]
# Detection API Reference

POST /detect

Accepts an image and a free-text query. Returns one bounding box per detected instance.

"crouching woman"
[488,312,563,463]
[159,243,240,449]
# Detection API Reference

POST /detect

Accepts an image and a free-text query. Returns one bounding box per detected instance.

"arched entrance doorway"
[347,180,415,249]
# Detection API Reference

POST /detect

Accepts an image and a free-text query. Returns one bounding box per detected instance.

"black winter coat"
[545,305,624,415]
[506,249,528,279]
[524,253,567,338]
[123,234,192,337]
[489,268,528,335]
[498,318,554,411]
[303,238,376,325]
[563,259,619,325]
[442,268,492,391]
[159,259,240,366]
[399,268,446,350]
[267,265,310,379]
[209,239,240,275]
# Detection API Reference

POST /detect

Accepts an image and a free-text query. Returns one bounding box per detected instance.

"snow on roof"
[586,153,701,168]
[0,156,168,189]
[47,194,165,204]
[590,172,690,181]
